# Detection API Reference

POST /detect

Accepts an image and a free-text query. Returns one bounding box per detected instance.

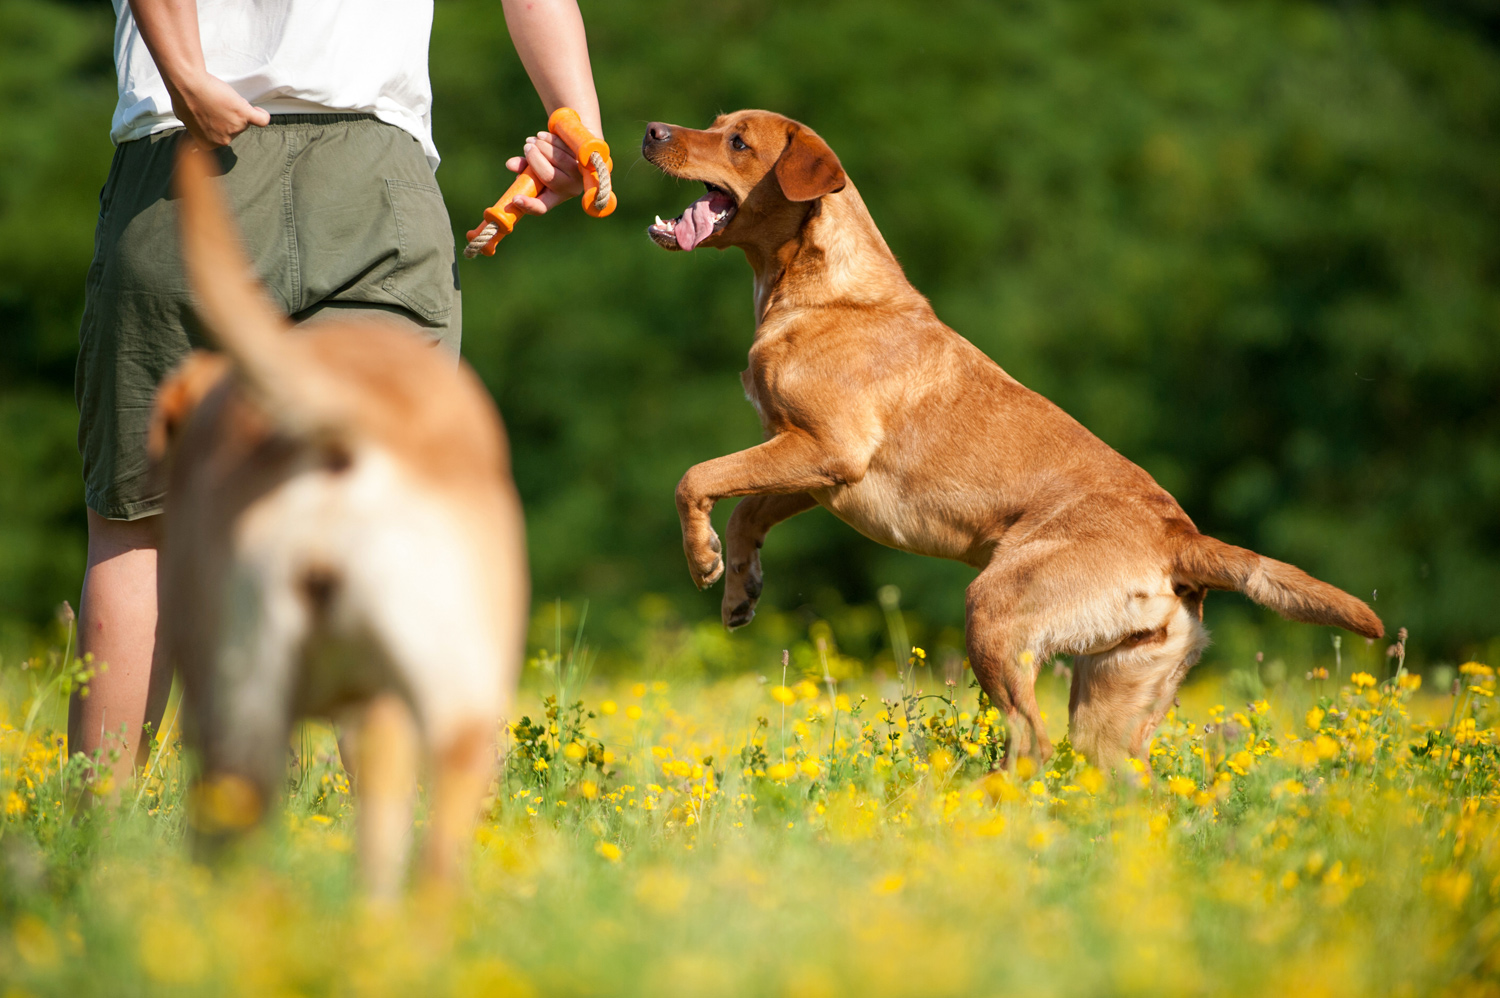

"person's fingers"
[532,132,583,182]
[511,184,575,215]
[246,105,270,127]
[509,194,549,216]
[505,155,527,174]
[522,140,561,188]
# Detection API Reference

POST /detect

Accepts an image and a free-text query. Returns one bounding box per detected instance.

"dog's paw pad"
[724,599,756,630]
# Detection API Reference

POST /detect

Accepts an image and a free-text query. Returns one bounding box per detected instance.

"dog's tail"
[1172,532,1383,639]
[174,140,346,434]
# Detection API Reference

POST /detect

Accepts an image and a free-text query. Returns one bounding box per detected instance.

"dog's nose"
[644,122,673,147]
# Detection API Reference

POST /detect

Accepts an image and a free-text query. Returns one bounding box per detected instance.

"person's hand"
[504,131,586,215]
[167,71,270,147]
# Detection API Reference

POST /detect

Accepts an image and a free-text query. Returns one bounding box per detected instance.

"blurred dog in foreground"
[643,110,1382,769]
[149,143,527,896]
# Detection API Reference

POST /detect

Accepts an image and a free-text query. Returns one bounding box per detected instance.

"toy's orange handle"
[464,167,542,255]
[546,108,617,218]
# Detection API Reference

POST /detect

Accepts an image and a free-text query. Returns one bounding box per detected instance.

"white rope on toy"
[463,224,496,259]
[589,152,611,212]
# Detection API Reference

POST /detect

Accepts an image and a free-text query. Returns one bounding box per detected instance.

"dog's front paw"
[722,558,764,630]
[684,529,724,590]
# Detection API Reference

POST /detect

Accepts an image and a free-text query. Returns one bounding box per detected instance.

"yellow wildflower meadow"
[0,628,1496,998]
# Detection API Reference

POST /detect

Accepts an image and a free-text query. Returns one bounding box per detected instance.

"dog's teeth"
[655,215,664,226]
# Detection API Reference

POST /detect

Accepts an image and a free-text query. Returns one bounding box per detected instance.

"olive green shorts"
[76,113,462,520]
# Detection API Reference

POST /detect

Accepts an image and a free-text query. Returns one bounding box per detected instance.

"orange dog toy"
[463,108,617,258]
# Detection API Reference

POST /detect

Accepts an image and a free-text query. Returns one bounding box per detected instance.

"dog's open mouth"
[648,183,737,251]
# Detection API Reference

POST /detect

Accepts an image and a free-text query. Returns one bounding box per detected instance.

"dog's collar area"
[648,182,738,251]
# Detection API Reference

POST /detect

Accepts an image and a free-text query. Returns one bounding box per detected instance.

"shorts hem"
[85,489,164,521]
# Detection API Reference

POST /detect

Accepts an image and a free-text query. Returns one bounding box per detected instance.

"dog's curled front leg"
[675,469,724,589]
[721,492,819,629]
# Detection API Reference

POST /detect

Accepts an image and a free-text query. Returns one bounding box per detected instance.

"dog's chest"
[739,368,767,423]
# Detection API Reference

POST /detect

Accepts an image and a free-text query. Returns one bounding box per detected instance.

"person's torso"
[112,0,439,168]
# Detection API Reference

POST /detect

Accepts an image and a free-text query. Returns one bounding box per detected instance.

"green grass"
[0,614,1496,997]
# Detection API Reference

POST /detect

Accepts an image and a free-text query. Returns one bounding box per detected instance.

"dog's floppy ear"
[147,351,231,463]
[774,125,847,202]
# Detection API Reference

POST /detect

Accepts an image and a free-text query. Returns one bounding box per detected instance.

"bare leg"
[69,510,171,791]
[721,493,818,629]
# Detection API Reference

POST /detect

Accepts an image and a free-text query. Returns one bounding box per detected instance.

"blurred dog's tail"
[174,140,347,435]
[1173,532,1383,639]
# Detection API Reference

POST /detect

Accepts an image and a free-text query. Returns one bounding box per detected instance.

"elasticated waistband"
[265,113,379,125]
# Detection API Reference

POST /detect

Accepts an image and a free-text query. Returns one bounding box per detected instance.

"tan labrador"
[642,110,1382,769]
[149,143,528,896]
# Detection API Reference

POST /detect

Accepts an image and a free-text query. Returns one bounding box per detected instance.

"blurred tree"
[2,0,1496,659]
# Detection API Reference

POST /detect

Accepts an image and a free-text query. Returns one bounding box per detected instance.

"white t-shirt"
[111,0,440,169]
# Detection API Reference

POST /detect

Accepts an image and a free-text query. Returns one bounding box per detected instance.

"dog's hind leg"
[355,693,419,901]
[1068,603,1208,770]
[722,493,818,629]
[420,718,494,889]
[965,566,1051,770]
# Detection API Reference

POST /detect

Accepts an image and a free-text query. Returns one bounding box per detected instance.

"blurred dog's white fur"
[149,143,527,896]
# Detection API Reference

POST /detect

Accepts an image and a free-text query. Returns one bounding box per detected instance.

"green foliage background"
[2,0,1497,659]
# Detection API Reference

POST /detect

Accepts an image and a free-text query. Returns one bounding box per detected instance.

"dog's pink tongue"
[676,197,716,252]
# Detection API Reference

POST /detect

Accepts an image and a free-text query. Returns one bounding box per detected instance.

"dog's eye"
[730,134,749,152]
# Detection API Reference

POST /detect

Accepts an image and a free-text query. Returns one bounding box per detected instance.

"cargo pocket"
[382,178,457,322]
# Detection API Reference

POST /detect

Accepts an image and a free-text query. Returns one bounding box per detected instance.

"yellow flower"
[766,762,795,782]
[579,780,599,800]
[625,705,643,721]
[794,680,820,701]
[595,841,623,863]
[1305,707,1325,730]
[799,758,822,779]
[563,742,586,762]
[1077,767,1105,795]
[138,914,208,984]
[532,758,549,772]
[1459,661,1493,677]
[1315,735,1340,761]
[770,685,797,706]
[1272,779,1306,799]
[631,682,647,698]
[600,700,618,716]
[1167,775,1196,797]
[1028,780,1047,797]
[873,872,905,894]
[1350,672,1377,689]
[1227,751,1254,776]
[1398,674,1422,691]
[13,914,58,969]
[1469,686,1493,698]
